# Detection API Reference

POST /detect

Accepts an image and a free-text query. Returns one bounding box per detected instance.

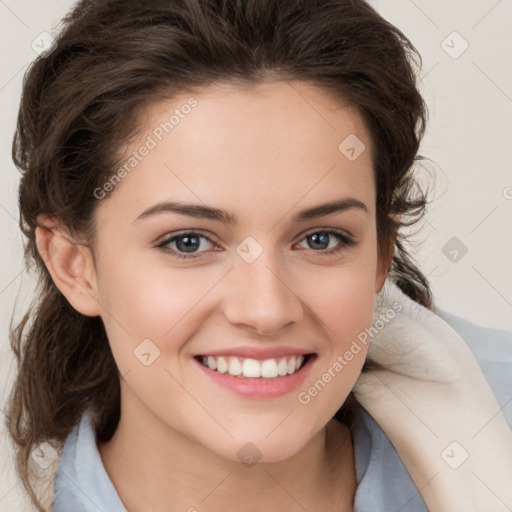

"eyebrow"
[133,197,368,225]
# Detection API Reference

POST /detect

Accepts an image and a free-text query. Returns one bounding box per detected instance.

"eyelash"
[155,229,356,260]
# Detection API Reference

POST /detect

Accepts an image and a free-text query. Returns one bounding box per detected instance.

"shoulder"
[436,309,512,426]
[436,308,512,354]
[52,409,127,512]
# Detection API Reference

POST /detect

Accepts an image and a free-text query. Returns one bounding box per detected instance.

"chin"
[203,426,315,466]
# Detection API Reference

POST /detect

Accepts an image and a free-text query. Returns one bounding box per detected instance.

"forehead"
[100,80,375,222]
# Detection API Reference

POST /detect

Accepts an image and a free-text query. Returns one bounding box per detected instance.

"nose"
[222,253,304,336]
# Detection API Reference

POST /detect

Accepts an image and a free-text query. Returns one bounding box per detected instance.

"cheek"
[297,254,378,339]
[294,257,377,402]
[94,267,219,431]
[313,271,376,331]
[96,260,225,368]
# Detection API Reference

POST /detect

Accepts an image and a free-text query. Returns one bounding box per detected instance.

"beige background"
[1,0,511,509]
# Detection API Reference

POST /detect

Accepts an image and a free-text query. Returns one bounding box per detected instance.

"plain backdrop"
[0,0,511,509]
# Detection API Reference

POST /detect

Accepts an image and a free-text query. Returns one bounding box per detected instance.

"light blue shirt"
[52,311,512,511]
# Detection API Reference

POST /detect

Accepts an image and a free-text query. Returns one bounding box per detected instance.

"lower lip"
[193,355,316,399]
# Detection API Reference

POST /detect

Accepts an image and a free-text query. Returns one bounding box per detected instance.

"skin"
[36,80,392,511]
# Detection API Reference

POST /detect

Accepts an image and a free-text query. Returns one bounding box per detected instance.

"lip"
[195,346,314,360]
[193,354,317,399]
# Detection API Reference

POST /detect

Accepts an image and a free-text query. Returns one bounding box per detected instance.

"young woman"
[6,0,512,511]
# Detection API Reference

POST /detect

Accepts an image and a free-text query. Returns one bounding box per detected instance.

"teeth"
[200,355,306,378]
[227,356,242,376]
[243,358,261,378]
[277,358,288,376]
[261,359,278,378]
[216,356,228,374]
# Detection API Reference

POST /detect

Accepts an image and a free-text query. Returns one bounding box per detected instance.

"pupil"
[309,232,329,250]
[177,235,199,252]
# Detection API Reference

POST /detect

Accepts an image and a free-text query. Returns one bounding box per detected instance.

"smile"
[196,354,311,379]
[193,353,317,399]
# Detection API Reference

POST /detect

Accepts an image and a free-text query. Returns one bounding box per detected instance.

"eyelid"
[155,227,353,246]
[155,229,221,247]
[155,226,356,260]
[296,226,353,241]
[294,227,355,252]
[154,230,223,260]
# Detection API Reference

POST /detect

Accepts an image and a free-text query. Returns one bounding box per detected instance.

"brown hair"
[6,0,432,509]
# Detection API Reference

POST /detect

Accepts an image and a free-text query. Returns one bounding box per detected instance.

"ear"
[35,215,100,317]
[375,218,398,293]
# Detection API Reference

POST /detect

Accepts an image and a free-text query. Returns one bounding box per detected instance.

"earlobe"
[375,234,396,293]
[35,216,100,317]
[375,256,390,293]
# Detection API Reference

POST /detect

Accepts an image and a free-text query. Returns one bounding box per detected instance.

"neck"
[98,384,356,512]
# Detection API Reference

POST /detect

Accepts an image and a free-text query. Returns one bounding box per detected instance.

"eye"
[295,229,355,255]
[156,231,219,259]
[155,228,355,260]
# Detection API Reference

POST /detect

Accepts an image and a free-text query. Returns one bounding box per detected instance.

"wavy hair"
[6,0,432,509]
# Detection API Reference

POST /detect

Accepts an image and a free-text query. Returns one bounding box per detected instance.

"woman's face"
[91,80,388,462]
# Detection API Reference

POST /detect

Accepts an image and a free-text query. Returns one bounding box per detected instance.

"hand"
[353,281,512,512]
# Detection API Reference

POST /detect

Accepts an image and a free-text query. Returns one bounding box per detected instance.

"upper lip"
[196,346,315,360]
